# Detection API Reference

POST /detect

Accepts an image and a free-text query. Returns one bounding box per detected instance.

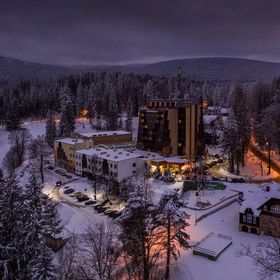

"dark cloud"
[0,0,279,65]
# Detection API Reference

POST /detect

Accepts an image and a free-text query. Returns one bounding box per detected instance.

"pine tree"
[24,170,61,279]
[28,244,57,280]
[59,84,76,137]
[118,182,161,279]
[5,97,21,131]
[76,81,85,116]
[107,86,118,130]
[157,189,190,280]
[118,117,123,130]
[126,96,133,132]
[45,110,57,147]
[87,82,96,124]
[222,111,239,174]
[0,175,28,279]
[228,83,250,168]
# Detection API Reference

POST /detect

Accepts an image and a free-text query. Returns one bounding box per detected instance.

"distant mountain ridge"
[1,56,280,82]
[0,56,76,83]
[76,57,280,81]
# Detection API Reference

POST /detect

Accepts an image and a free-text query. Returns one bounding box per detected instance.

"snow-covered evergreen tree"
[28,244,57,280]
[0,167,62,279]
[59,83,75,137]
[125,96,133,132]
[118,183,161,279]
[76,80,86,116]
[222,111,240,174]
[87,82,96,124]
[0,175,27,279]
[45,110,57,147]
[24,170,61,279]
[107,86,118,130]
[157,189,190,280]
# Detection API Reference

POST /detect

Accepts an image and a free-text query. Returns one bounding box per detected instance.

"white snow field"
[2,120,279,280]
[43,165,280,280]
[0,120,46,167]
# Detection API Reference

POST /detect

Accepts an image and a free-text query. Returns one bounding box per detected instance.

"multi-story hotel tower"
[137,99,204,160]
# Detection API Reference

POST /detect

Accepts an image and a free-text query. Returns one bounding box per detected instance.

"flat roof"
[55,138,84,145]
[126,149,164,160]
[78,130,131,138]
[76,147,141,162]
[194,233,232,257]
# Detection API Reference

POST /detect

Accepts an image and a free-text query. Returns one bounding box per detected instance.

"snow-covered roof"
[207,106,216,111]
[239,183,280,215]
[125,149,163,159]
[76,147,142,162]
[203,115,218,125]
[164,157,189,164]
[78,130,131,138]
[220,108,230,114]
[55,138,85,145]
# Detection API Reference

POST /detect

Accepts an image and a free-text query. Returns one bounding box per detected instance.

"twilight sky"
[0,0,279,65]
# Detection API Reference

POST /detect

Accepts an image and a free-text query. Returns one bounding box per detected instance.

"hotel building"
[137,99,204,159]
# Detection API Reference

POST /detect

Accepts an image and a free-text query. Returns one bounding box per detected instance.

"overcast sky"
[0,0,279,65]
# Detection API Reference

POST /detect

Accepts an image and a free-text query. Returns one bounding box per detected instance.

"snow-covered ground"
[3,120,279,279]
[0,120,46,168]
[42,164,280,280]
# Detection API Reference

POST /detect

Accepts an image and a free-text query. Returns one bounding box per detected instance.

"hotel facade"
[137,99,204,160]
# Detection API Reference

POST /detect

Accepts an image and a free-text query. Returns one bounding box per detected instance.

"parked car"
[65,175,72,179]
[110,210,123,219]
[64,188,75,194]
[231,178,245,183]
[85,200,96,205]
[77,195,89,202]
[97,206,110,213]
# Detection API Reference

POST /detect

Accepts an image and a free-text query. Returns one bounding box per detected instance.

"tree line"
[222,77,280,175]
[0,71,231,131]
